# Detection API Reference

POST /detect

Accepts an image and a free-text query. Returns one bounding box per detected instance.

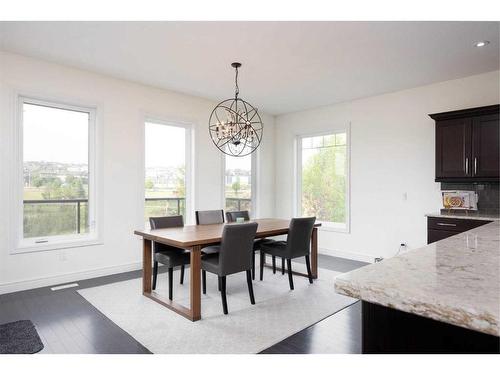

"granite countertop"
[334,221,500,336]
[426,211,500,221]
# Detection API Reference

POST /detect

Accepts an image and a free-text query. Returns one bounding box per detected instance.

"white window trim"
[294,126,351,234]
[144,117,195,225]
[221,149,258,218]
[12,96,101,254]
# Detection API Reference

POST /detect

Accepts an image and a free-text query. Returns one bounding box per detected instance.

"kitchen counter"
[426,211,500,221]
[334,221,500,337]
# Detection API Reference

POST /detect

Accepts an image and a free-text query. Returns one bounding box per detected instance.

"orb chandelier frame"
[209,62,263,157]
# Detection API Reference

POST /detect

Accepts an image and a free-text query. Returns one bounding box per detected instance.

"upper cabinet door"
[435,118,472,179]
[472,114,500,178]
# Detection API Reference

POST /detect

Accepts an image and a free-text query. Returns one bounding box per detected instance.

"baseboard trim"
[0,261,142,295]
[318,247,374,263]
[0,248,372,295]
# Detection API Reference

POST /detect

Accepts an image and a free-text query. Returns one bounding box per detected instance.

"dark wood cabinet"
[435,117,472,179]
[427,228,460,244]
[472,114,500,178]
[362,301,500,353]
[430,105,499,182]
[427,216,491,244]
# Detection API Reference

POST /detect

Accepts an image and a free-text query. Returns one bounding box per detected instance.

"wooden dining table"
[134,218,321,321]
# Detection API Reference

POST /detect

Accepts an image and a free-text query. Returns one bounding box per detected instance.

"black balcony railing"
[225,197,251,211]
[23,198,88,236]
[144,197,185,220]
[23,197,252,238]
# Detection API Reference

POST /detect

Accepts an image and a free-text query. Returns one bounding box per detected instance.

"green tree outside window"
[301,133,347,224]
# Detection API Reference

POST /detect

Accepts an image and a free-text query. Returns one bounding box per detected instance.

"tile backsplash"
[440,183,499,214]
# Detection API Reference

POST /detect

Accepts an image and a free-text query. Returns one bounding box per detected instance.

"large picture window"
[17,97,97,250]
[145,120,191,224]
[223,152,255,216]
[297,131,349,231]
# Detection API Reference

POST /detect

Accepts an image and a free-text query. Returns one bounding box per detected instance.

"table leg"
[142,238,197,321]
[189,245,202,321]
[142,238,152,293]
[311,227,318,279]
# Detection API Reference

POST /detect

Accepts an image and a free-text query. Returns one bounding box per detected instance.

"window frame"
[13,96,100,254]
[144,117,194,225]
[294,127,351,233]
[221,149,258,218]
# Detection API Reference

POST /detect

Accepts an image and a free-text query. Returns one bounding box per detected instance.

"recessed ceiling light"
[474,41,490,47]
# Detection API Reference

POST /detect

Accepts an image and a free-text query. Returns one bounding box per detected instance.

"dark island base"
[362,301,500,354]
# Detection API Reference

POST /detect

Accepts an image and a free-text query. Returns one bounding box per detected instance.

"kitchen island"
[334,221,500,353]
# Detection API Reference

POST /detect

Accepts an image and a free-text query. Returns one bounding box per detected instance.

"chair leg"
[202,270,207,294]
[272,256,276,274]
[252,252,256,280]
[287,259,294,290]
[168,267,173,300]
[281,258,285,275]
[246,270,255,305]
[218,276,221,291]
[220,276,228,315]
[305,255,313,284]
[152,261,159,290]
[260,251,264,281]
[180,264,185,284]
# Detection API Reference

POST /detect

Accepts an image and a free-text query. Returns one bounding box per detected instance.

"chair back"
[225,210,250,223]
[149,215,184,253]
[195,209,224,225]
[286,217,316,258]
[219,222,258,276]
[149,215,184,229]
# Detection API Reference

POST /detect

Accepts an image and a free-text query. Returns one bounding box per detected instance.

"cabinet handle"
[437,223,457,227]
[465,158,469,175]
[474,157,477,175]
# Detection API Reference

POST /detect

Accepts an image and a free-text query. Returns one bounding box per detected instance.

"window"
[145,120,192,224]
[17,97,97,250]
[297,131,349,231]
[223,152,256,216]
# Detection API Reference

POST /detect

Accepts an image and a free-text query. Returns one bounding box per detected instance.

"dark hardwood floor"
[260,302,361,354]
[0,254,367,354]
[0,269,151,354]
[260,254,365,354]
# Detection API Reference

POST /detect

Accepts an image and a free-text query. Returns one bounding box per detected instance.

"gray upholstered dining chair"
[225,210,274,280]
[195,209,225,255]
[225,210,250,222]
[201,222,258,315]
[259,217,316,290]
[195,209,224,225]
[149,216,190,300]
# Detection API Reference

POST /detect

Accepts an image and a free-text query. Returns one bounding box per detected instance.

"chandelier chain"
[234,66,239,99]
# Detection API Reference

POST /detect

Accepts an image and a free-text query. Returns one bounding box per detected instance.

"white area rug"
[78,263,356,354]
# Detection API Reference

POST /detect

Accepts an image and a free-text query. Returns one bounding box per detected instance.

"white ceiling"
[1,21,498,115]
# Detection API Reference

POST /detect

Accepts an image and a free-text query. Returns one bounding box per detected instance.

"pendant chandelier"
[209,62,263,157]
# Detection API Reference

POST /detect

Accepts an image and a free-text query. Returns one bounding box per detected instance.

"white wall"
[275,70,499,262]
[0,51,275,293]
[1,50,497,292]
